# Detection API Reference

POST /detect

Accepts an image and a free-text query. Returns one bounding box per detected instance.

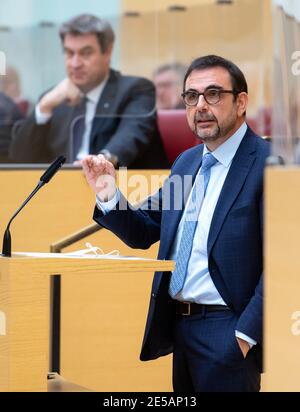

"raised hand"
[82,154,117,202]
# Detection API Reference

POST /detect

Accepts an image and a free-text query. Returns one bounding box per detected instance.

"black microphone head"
[40,155,66,183]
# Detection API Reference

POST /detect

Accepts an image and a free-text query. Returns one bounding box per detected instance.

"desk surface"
[48,373,92,392]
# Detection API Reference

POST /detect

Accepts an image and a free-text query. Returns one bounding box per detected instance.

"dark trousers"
[173,310,261,392]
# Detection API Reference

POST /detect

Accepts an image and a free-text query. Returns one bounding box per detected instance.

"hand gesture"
[39,78,82,115]
[82,154,117,202]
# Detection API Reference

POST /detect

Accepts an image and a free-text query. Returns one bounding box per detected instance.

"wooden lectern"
[0,253,174,392]
[264,168,300,391]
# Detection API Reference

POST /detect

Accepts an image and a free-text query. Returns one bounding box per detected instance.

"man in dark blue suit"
[82,55,270,392]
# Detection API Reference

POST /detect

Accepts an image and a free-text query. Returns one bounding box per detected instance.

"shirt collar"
[86,76,109,104]
[203,121,247,168]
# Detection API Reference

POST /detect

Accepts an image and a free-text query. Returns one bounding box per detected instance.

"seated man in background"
[153,63,187,110]
[10,14,169,169]
[0,66,32,116]
[0,92,24,163]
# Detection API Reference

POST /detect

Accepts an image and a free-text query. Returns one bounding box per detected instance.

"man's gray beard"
[195,116,237,142]
[195,125,221,142]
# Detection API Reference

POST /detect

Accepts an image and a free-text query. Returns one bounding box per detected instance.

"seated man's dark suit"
[0,92,24,163]
[9,69,169,168]
[93,127,270,391]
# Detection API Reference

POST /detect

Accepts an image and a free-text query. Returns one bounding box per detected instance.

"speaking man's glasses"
[181,88,238,106]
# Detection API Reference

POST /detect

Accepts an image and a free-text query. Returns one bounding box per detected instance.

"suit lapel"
[207,129,257,256]
[161,145,204,258]
[96,70,118,114]
[90,70,118,143]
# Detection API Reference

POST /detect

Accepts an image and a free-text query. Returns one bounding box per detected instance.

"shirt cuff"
[235,330,257,349]
[35,104,52,124]
[96,189,120,214]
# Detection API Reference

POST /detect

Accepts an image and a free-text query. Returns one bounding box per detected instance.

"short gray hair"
[59,14,115,53]
[154,63,187,80]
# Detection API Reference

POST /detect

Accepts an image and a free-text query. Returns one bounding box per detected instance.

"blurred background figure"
[0,66,32,116]
[153,63,187,110]
[0,92,24,162]
[9,14,169,169]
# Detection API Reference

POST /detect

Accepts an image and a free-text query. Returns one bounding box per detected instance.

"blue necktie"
[169,152,218,298]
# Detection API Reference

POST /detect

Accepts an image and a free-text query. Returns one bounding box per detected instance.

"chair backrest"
[247,107,272,137]
[158,108,272,166]
[157,109,200,164]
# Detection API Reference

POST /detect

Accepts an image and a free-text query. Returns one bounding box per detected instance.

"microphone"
[2,155,66,257]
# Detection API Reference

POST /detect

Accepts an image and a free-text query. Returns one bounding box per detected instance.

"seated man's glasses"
[181,88,239,106]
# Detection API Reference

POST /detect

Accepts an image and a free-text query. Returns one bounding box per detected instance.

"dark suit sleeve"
[92,153,181,248]
[93,191,162,250]
[0,93,24,162]
[236,276,263,344]
[102,78,158,166]
[9,109,52,162]
[236,193,264,344]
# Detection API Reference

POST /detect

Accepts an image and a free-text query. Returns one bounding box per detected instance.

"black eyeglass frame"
[181,88,240,106]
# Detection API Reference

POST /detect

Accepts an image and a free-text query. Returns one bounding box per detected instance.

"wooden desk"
[0,253,174,391]
[0,169,172,391]
[47,373,92,392]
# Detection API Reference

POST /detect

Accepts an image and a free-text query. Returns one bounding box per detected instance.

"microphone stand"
[2,155,66,257]
[2,181,45,257]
